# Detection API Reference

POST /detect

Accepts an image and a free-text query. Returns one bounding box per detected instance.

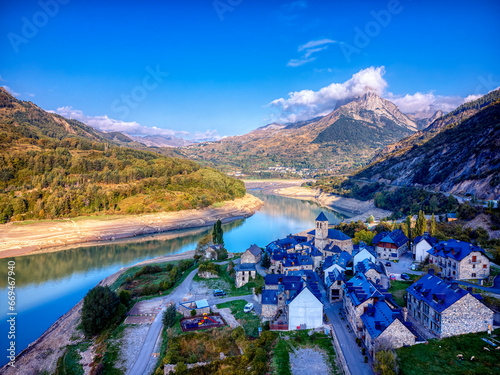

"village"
[147,212,499,375]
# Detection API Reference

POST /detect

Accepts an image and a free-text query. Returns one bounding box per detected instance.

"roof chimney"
[428,268,435,275]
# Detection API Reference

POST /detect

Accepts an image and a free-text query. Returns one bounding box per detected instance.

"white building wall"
[353,249,376,269]
[414,241,432,262]
[323,264,345,283]
[288,288,323,330]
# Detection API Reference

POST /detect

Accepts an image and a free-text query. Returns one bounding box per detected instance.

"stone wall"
[235,270,256,288]
[198,271,219,279]
[329,281,343,302]
[364,269,381,282]
[441,293,494,338]
[457,252,490,280]
[262,303,278,318]
[376,319,416,351]
[178,305,211,318]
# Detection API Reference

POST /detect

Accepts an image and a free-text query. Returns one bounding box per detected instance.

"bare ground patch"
[290,347,331,375]
[118,325,151,373]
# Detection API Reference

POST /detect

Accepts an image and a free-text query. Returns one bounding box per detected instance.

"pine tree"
[430,213,436,237]
[405,215,412,246]
[212,219,224,245]
[261,252,271,269]
[415,210,427,237]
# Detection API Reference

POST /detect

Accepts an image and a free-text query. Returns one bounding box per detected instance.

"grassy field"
[388,280,414,307]
[216,299,262,337]
[397,329,500,375]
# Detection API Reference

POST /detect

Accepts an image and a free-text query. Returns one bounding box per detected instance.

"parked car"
[244,303,254,313]
[401,273,410,280]
[385,262,392,267]
[410,264,417,271]
[390,274,396,281]
[213,289,226,297]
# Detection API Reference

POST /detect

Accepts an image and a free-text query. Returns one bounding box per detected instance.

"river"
[0,190,345,367]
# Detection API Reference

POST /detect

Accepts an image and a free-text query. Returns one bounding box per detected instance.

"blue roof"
[373,229,408,248]
[427,239,486,262]
[324,251,352,270]
[237,263,256,271]
[265,274,301,286]
[262,290,278,305]
[326,268,345,287]
[282,253,314,268]
[361,300,404,339]
[447,213,457,219]
[407,272,470,313]
[414,233,438,246]
[353,245,376,258]
[316,212,328,222]
[343,273,383,306]
[307,228,351,241]
[355,259,382,276]
[324,243,342,253]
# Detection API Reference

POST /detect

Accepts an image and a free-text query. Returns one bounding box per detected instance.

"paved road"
[457,277,500,295]
[319,283,374,375]
[127,268,261,375]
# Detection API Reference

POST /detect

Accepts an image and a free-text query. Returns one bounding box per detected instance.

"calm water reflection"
[0,190,344,366]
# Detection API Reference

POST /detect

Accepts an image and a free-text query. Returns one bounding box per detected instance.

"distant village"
[217,212,497,359]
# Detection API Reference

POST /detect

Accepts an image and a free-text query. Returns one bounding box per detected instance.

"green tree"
[430,213,436,236]
[261,252,271,269]
[212,219,224,245]
[366,215,375,224]
[374,349,398,375]
[81,286,122,337]
[163,304,177,328]
[415,210,427,237]
[405,215,412,246]
[353,230,376,246]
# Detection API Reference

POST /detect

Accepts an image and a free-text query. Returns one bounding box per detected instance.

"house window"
[472,256,477,262]
[473,264,476,269]
[453,271,455,275]
[483,264,487,268]
[472,273,476,277]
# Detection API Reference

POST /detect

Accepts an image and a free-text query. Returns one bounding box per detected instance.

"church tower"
[314,212,329,252]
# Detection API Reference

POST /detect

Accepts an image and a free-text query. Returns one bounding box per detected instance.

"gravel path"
[290,348,331,375]
[119,325,151,373]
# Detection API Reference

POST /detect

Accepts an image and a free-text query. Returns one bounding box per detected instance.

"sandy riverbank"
[0,251,197,375]
[0,194,263,259]
[245,180,392,222]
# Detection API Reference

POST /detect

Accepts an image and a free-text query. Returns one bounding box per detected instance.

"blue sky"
[1,0,499,140]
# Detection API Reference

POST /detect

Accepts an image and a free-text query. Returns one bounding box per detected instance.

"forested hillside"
[0,88,245,223]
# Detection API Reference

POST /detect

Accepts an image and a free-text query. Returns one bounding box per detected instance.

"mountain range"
[185,92,425,174]
[355,89,500,200]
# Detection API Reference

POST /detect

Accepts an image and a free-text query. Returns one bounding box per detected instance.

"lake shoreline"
[0,250,197,375]
[0,194,263,259]
[244,179,392,222]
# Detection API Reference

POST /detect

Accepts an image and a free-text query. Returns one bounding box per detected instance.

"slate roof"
[324,251,352,270]
[316,212,328,222]
[304,246,323,257]
[361,300,404,339]
[447,213,457,219]
[414,233,438,247]
[325,268,345,287]
[407,271,472,313]
[287,284,322,306]
[282,253,314,268]
[355,258,382,276]
[262,289,278,305]
[373,229,408,248]
[353,245,376,258]
[265,274,301,286]
[246,244,262,257]
[307,228,351,241]
[427,239,486,262]
[343,273,383,307]
[237,262,256,272]
[323,243,342,254]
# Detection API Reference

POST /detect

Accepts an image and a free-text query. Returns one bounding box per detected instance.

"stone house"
[355,258,383,284]
[325,268,345,302]
[179,299,210,317]
[361,298,416,357]
[343,273,384,337]
[241,244,262,264]
[235,262,257,288]
[373,230,409,260]
[307,212,353,254]
[412,233,437,262]
[406,269,494,339]
[427,239,490,280]
[280,253,314,274]
[322,251,351,283]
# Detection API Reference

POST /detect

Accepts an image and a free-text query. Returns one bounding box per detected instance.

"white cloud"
[298,39,336,51]
[27,93,35,97]
[0,75,4,81]
[281,1,308,12]
[270,66,387,122]
[192,129,223,142]
[386,92,480,117]
[2,85,20,97]
[288,39,337,68]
